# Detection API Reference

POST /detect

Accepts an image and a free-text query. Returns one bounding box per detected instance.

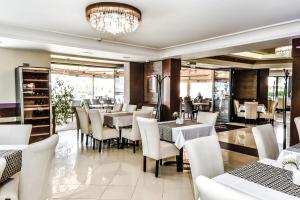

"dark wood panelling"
[0,103,21,124]
[128,62,144,107]
[162,59,181,121]
[291,38,300,145]
[257,69,269,107]
[144,61,162,104]
[233,69,258,100]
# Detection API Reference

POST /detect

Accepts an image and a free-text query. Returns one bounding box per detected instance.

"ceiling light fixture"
[86,2,142,36]
[275,45,292,57]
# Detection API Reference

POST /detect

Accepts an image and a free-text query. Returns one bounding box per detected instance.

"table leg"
[176,148,183,172]
[119,128,124,149]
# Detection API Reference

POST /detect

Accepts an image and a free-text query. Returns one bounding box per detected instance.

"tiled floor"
[47,129,258,200]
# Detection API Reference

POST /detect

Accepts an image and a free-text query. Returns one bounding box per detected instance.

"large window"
[94,77,114,98]
[190,82,212,99]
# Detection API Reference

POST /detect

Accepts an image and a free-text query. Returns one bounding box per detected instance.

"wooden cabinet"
[15,66,52,143]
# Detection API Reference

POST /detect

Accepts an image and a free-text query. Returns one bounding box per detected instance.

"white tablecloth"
[213,159,300,200]
[239,104,266,113]
[159,121,216,149]
[100,112,133,128]
[0,145,28,150]
[277,149,300,162]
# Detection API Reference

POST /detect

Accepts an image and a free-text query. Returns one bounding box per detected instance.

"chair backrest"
[197,112,218,126]
[73,106,80,130]
[122,103,128,112]
[245,102,258,120]
[19,135,59,200]
[71,100,81,107]
[0,125,32,145]
[186,135,224,200]
[136,117,160,160]
[183,100,194,112]
[88,110,104,140]
[233,99,240,115]
[252,124,279,160]
[141,106,154,114]
[113,103,123,112]
[294,117,300,140]
[0,158,6,179]
[91,99,100,105]
[126,104,137,112]
[76,107,90,134]
[131,111,152,141]
[196,176,259,200]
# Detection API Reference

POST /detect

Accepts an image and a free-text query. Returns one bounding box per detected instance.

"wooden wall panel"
[233,70,258,100]
[144,61,162,104]
[258,69,269,107]
[291,38,300,145]
[128,62,144,107]
[162,59,181,121]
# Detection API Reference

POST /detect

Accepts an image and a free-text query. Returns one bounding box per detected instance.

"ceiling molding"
[0,20,300,61]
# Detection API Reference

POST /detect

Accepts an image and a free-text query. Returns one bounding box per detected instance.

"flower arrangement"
[172,112,179,119]
[282,155,299,170]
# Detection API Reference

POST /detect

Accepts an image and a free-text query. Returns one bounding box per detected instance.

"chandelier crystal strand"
[275,45,292,57]
[86,2,141,36]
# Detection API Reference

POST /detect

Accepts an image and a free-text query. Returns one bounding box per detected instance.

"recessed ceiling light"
[123,56,130,59]
[82,51,92,55]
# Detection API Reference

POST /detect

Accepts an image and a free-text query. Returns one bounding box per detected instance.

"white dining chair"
[252,124,279,160]
[122,103,128,112]
[141,106,154,116]
[0,135,59,200]
[0,125,32,145]
[126,104,137,112]
[76,107,92,146]
[112,103,123,112]
[0,158,6,180]
[88,110,119,152]
[122,111,152,153]
[186,135,224,200]
[233,99,244,118]
[294,117,300,141]
[196,112,218,126]
[136,117,179,177]
[196,176,259,200]
[260,100,278,125]
[245,102,258,124]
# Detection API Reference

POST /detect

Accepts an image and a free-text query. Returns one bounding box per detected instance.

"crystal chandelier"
[86,2,142,36]
[275,45,292,57]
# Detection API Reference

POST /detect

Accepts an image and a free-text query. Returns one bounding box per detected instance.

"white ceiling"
[0,0,300,61]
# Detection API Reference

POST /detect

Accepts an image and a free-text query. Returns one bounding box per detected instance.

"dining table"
[238,104,266,113]
[214,158,300,200]
[158,120,216,171]
[0,145,27,184]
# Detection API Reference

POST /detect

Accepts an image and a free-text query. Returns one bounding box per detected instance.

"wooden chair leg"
[155,160,159,177]
[117,137,120,149]
[160,159,163,166]
[81,133,84,143]
[143,156,147,172]
[133,141,136,153]
[86,135,88,146]
[108,139,111,148]
[92,138,95,150]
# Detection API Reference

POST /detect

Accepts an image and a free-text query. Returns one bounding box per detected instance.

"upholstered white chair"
[141,106,154,116]
[122,111,152,153]
[122,103,128,112]
[252,124,279,160]
[277,97,284,110]
[260,100,278,124]
[295,117,300,141]
[136,117,179,177]
[186,135,224,200]
[112,103,123,112]
[0,125,32,145]
[88,110,119,152]
[0,135,59,200]
[196,176,259,200]
[0,158,6,180]
[76,107,92,145]
[126,104,137,112]
[197,112,218,126]
[245,102,258,123]
[233,99,244,118]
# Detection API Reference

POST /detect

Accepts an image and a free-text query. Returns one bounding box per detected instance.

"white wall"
[0,48,51,103]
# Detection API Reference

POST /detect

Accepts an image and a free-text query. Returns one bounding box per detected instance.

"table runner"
[103,112,132,127]
[229,162,300,198]
[0,150,22,183]
[158,121,198,142]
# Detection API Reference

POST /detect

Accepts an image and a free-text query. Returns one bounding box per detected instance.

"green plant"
[52,78,74,125]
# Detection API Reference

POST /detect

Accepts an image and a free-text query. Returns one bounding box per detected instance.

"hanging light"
[86,2,142,36]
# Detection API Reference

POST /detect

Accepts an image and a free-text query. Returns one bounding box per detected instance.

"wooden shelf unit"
[16,66,52,143]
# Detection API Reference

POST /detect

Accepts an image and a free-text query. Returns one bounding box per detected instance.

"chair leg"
[86,135,88,146]
[133,141,136,153]
[117,137,120,149]
[143,156,147,172]
[81,133,84,143]
[160,159,162,166]
[108,139,111,148]
[92,138,95,150]
[155,160,159,177]
[99,140,102,153]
